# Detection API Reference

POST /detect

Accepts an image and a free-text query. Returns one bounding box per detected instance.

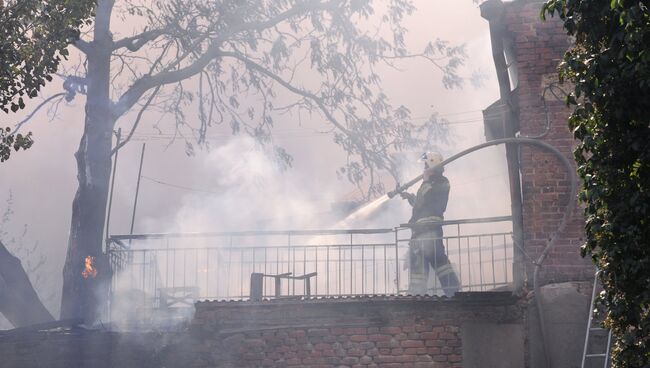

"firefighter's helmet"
[420,151,443,169]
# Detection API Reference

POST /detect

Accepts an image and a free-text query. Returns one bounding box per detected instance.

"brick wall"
[0,295,524,368]
[190,294,523,367]
[503,0,594,284]
[205,324,462,367]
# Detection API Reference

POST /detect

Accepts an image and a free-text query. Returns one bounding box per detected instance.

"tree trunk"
[0,241,54,327]
[59,0,116,323]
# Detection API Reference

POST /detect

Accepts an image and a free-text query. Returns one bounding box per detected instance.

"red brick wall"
[191,295,522,368]
[0,295,523,367]
[208,325,462,367]
[504,0,594,283]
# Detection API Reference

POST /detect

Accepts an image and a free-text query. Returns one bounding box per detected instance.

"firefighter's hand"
[400,192,415,202]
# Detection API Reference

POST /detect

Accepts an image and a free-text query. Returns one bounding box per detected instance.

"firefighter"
[400,151,460,296]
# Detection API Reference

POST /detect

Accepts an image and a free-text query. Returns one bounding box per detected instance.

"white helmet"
[420,151,443,169]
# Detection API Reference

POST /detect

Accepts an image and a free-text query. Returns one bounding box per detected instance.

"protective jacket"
[405,171,458,297]
[408,172,450,225]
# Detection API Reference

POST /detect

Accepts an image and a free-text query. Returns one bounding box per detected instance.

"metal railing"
[107,216,513,317]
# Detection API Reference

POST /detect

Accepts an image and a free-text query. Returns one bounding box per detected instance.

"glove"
[400,192,415,204]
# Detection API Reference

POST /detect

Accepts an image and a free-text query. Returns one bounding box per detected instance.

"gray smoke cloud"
[1,0,515,329]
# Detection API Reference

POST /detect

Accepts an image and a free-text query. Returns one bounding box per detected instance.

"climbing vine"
[542,1,650,366]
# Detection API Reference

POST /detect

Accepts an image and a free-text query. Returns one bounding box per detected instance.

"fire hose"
[388,137,578,368]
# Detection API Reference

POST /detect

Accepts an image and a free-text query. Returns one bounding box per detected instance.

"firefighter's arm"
[400,191,416,206]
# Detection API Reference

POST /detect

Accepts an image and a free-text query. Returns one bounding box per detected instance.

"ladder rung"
[585,353,607,358]
[582,271,613,368]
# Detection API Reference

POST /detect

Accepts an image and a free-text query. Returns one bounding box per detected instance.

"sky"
[0,0,510,317]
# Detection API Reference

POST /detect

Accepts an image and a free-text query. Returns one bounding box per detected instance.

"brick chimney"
[482,0,594,285]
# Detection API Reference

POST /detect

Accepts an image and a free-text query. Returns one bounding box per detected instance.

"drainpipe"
[480,0,526,294]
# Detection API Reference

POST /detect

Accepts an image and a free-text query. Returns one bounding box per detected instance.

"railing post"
[350,234,353,295]
[394,228,400,294]
[106,237,113,325]
[250,273,263,301]
[275,276,282,298]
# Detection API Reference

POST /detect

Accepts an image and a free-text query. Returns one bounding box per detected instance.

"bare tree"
[52,0,465,322]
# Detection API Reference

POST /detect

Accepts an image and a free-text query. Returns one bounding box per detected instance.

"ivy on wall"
[542,1,650,366]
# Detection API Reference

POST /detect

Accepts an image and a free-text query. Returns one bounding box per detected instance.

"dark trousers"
[408,226,460,297]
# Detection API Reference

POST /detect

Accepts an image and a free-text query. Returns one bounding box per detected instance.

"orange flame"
[81,256,97,279]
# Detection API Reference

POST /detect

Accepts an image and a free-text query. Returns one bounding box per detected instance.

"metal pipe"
[129,143,146,239]
[105,128,121,323]
[105,128,121,251]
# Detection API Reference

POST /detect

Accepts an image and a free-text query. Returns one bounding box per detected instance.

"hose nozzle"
[388,174,425,199]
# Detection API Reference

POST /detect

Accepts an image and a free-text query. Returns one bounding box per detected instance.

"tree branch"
[13,93,67,133]
[74,39,92,54]
[112,43,222,118]
[220,51,395,173]
[112,0,342,118]
[220,51,354,137]
[113,28,167,51]
[111,85,161,156]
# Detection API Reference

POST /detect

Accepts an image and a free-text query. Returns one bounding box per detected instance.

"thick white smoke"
[139,136,344,234]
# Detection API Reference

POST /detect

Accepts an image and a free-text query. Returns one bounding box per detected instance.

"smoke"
[138,136,344,234]
[106,19,514,328]
[141,131,512,236]
[108,136,355,329]
[0,0,516,330]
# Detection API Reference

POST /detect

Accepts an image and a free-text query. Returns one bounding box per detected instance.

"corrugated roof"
[196,291,515,305]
